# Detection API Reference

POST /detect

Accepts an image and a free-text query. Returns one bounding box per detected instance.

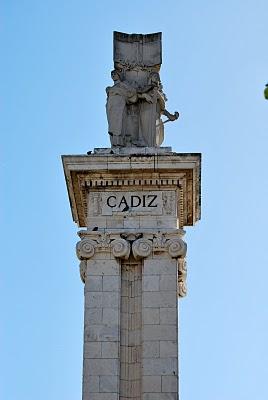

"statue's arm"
[137,84,154,94]
[162,109,180,121]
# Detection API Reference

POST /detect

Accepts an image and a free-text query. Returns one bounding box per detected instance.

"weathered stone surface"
[143,276,160,291]
[160,341,177,358]
[143,292,177,308]
[84,308,102,325]
[143,308,160,325]
[84,325,119,342]
[85,276,103,292]
[84,342,102,358]
[159,275,177,291]
[102,276,120,292]
[142,358,178,375]
[161,376,178,393]
[84,359,119,376]
[143,376,162,392]
[87,260,120,276]
[85,292,119,308]
[143,341,160,358]
[102,308,119,325]
[143,394,177,400]
[99,375,119,392]
[85,394,118,400]
[143,259,177,275]
[62,148,202,400]
[159,308,177,325]
[83,375,99,393]
[143,325,177,341]
[101,342,119,358]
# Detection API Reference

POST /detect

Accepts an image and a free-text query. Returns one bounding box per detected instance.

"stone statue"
[106,32,179,148]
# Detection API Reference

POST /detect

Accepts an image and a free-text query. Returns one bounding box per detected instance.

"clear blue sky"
[1,1,268,399]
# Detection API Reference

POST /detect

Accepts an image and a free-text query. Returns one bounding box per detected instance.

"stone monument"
[62,31,201,400]
[106,32,179,148]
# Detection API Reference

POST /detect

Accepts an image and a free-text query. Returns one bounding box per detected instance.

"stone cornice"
[62,152,201,228]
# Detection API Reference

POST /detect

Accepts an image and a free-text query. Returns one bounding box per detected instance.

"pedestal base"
[62,150,201,400]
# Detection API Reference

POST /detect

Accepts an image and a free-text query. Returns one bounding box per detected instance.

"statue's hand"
[163,110,179,121]
[173,111,180,120]
[141,93,153,103]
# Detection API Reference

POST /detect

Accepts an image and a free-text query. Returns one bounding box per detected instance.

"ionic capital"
[76,238,96,260]
[166,237,187,258]
[111,238,130,260]
[132,238,153,260]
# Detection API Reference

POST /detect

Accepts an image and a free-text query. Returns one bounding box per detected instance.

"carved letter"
[147,194,158,207]
[142,195,146,207]
[107,195,116,208]
[118,196,128,209]
[131,196,141,208]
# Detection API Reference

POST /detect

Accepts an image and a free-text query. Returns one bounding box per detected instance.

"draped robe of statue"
[106,32,177,148]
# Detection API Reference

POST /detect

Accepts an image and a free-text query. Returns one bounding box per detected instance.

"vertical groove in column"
[120,257,142,400]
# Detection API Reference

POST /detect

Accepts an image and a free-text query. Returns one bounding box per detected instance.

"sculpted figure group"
[106,32,179,148]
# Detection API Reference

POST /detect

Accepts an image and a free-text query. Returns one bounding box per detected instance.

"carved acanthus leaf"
[178,258,187,297]
[79,260,87,283]
[96,233,111,248]
[153,232,166,249]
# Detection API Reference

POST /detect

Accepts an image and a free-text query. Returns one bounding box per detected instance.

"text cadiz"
[106,194,158,209]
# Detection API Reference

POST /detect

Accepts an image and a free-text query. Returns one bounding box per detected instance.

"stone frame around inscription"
[87,188,177,218]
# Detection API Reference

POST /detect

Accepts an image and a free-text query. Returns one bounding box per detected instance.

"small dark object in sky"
[264,83,268,100]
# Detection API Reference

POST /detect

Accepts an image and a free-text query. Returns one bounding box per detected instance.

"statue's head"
[111,70,121,82]
[150,72,161,87]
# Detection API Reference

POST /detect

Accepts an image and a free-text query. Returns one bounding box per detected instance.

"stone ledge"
[62,152,201,227]
[93,147,173,155]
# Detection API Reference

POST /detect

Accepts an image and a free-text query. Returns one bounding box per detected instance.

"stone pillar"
[77,234,123,400]
[62,150,201,400]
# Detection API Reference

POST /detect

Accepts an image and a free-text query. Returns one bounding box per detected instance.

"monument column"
[62,150,201,400]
